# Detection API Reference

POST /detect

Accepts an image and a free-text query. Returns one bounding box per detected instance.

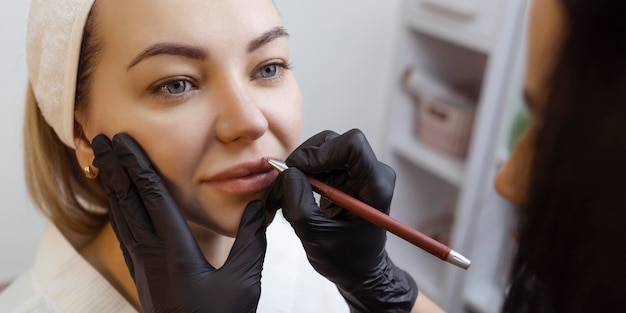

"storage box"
[414,95,475,158]
[402,68,476,158]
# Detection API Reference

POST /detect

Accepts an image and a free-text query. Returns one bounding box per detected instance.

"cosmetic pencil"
[266,158,471,270]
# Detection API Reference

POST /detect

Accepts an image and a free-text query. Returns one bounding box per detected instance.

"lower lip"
[201,170,278,195]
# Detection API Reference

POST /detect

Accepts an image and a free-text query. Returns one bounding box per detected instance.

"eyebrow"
[127,44,207,70]
[247,26,289,53]
[127,26,290,70]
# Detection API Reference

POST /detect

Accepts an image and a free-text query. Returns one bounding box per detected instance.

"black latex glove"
[268,129,418,313]
[92,133,267,313]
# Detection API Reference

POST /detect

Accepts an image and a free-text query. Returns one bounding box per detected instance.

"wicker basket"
[403,68,476,159]
[414,95,475,158]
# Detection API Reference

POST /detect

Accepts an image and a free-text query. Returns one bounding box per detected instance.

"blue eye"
[161,79,193,94]
[260,64,279,78]
[148,77,198,102]
[253,61,292,82]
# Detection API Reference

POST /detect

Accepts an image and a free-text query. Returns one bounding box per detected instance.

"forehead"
[94,0,282,56]
[528,0,568,66]
[525,0,568,106]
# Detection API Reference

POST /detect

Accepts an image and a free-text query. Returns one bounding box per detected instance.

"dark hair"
[503,0,626,312]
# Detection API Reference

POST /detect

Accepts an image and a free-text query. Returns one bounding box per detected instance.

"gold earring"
[83,165,97,179]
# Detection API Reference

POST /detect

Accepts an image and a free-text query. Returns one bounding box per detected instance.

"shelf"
[403,0,507,55]
[382,1,528,311]
[392,139,466,187]
[404,11,492,54]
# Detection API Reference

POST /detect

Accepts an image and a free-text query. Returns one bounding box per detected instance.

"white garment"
[0,214,349,313]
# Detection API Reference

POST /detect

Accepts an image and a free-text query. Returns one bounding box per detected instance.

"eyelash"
[252,60,293,82]
[148,60,293,100]
[148,76,198,100]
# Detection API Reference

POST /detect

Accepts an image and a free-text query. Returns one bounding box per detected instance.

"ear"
[74,131,99,178]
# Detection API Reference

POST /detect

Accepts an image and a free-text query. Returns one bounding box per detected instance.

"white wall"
[275,0,401,145]
[0,2,46,283]
[0,1,401,282]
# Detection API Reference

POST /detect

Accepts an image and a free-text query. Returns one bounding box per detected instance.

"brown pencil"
[267,158,471,270]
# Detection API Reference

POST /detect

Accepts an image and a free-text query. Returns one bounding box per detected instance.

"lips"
[200,158,278,195]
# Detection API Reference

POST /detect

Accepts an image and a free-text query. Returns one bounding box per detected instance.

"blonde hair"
[23,3,108,241]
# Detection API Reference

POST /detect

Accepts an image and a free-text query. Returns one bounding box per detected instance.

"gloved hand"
[268,129,418,313]
[92,133,267,313]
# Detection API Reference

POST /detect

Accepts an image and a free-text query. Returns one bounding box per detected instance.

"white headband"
[27,0,96,149]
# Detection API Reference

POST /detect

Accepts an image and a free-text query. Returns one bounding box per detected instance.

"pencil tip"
[266,158,288,172]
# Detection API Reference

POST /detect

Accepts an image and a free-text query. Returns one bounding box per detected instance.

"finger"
[271,168,336,240]
[93,136,138,278]
[286,129,377,195]
[271,168,316,224]
[293,130,339,150]
[212,203,266,312]
[93,134,157,245]
[221,201,267,274]
[285,130,339,173]
[287,129,376,177]
[287,129,395,211]
[111,133,198,253]
[109,214,136,278]
[92,135,135,243]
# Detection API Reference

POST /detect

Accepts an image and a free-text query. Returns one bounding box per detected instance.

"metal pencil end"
[266,158,289,173]
[446,249,471,270]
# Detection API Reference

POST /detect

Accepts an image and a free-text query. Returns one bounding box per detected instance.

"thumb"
[274,168,320,228]
[221,201,267,273]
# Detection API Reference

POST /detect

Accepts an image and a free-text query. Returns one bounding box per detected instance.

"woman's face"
[494,0,567,206]
[79,0,302,236]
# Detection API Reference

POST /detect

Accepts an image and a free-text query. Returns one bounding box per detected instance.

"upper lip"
[202,158,274,182]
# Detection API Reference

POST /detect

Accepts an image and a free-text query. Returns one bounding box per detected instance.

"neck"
[78,223,140,310]
[79,222,234,310]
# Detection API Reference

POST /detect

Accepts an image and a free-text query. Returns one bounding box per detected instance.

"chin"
[214,214,246,238]
[222,205,279,238]
[184,190,276,238]
[213,205,279,240]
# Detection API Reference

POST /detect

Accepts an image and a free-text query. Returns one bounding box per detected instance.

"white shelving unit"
[379,0,529,312]
[393,140,466,187]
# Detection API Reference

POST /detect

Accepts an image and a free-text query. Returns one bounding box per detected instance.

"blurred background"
[0,1,530,312]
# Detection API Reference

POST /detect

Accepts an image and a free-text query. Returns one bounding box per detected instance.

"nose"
[213,78,269,143]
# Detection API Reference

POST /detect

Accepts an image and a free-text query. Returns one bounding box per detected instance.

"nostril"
[215,114,268,143]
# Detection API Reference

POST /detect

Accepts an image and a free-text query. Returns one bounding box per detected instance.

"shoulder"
[0,271,61,313]
[0,222,137,313]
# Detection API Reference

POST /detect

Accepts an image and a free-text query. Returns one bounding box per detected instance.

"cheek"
[134,115,208,181]
[265,79,303,153]
[82,56,144,140]
[493,125,538,206]
[85,83,209,184]
[525,0,568,105]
